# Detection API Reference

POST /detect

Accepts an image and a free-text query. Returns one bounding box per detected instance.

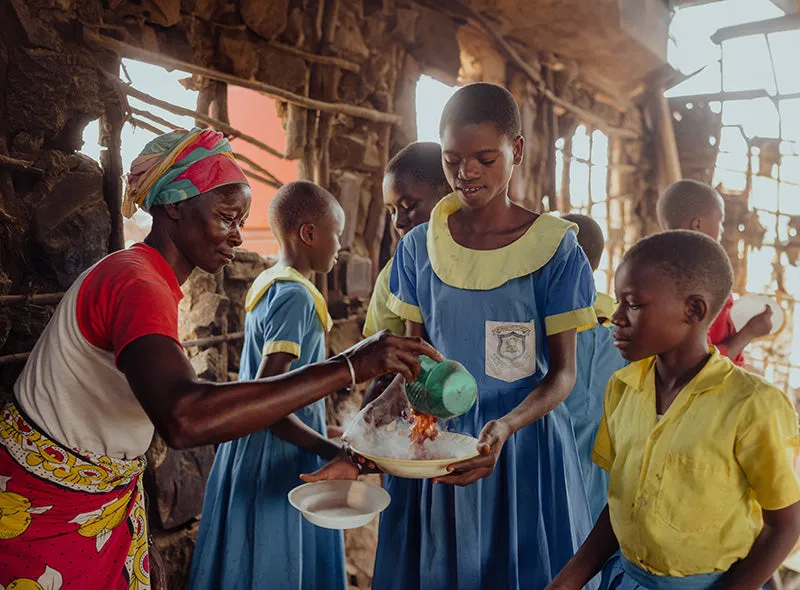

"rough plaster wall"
[0,0,118,395]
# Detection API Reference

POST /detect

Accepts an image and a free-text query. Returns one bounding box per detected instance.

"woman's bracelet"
[338,352,356,392]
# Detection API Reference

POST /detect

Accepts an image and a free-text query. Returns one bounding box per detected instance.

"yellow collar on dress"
[594,292,616,326]
[426,193,577,290]
[245,265,334,332]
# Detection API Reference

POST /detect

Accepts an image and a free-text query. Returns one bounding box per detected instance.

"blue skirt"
[372,392,595,590]
[600,555,725,590]
[188,415,346,590]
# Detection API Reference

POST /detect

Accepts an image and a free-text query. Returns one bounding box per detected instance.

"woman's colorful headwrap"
[122,128,249,218]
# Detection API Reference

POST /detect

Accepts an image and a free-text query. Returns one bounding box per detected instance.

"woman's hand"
[342,331,442,384]
[432,420,513,486]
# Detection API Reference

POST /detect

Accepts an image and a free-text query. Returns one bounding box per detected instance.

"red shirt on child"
[708,295,745,367]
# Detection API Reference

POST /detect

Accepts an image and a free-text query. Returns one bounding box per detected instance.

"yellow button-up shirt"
[592,348,800,576]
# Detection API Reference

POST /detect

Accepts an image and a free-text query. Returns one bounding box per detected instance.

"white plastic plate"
[288,479,390,530]
[730,294,784,337]
[350,432,480,479]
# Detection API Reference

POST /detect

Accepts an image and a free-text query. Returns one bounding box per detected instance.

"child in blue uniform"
[189,181,347,590]
[547,231,800,590]
[381,83,597,589]
[363,141,450,340]
[359,142,451,409]
[561,213,627,523]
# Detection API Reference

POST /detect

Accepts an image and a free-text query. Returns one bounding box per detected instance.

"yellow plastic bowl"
[350,432,480,479]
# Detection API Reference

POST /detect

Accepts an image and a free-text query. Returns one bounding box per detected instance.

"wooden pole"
[128,116,166,136]
[267,39,359,73]
[85,32,402,125]
[100,89,126,252]
[233,152,283,186]
[114,79,288,160]
[436,1,639,139]
[129,107,181,131]
[0,293,65,305]
[0,154,43,174]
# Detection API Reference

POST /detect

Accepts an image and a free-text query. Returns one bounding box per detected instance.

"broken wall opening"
[667,2,800,399]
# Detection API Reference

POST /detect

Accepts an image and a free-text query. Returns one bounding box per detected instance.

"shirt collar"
[245,265,333,332]
[615,346,735,397]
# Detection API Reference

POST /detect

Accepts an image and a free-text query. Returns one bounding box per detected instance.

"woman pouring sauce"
[0,128,437,589]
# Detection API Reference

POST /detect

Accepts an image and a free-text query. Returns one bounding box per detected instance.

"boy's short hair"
[563,213,604,271]
[624,230,733,318]
[439,83,522,139]
[268,180,340,242]
[385,142,448,189]
[657,179,723,230]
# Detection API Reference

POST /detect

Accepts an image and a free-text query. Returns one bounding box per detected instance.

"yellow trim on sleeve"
[427,193,577,290]
[594,292,617,325]
[245,265,334,332]
[263,340,301,358]
[386,293,424,324]
[363,259,407,337]
[591,449,613,473]
[545,306,598,335]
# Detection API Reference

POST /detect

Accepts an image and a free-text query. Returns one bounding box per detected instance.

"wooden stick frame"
[85,32,402,126]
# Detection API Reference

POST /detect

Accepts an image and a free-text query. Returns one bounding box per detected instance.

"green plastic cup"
[404,355,478,419]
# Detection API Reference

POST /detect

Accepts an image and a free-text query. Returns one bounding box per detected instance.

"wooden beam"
[0,154,43,174]
[114,79,288,160]
[232,152,283,186]
[711,14,800,44]
[128,115,168,136]
[100,97,126,252]
[129,106,181,131]
[85,32,402,125]
[267,39,360,73]
[443,1,640,138]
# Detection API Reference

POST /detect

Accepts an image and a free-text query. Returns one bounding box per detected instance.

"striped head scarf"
[122,128,249,218]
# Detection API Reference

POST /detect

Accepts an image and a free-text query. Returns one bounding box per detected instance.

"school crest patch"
[485,321,536,382]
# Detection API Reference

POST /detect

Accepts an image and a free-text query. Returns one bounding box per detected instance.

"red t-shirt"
[76,243,184,365]
[708,295,745,367]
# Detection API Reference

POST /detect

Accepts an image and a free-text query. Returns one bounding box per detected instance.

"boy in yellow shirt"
[548,230,800,590]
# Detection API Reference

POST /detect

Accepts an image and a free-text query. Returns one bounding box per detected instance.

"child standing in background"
[189,181,347,590]
[548,231,800,590]
[379,83,597,590]
[363,141,450,339]
[561,213,627,524]
[359,142,450,408]
[656,179,772,366]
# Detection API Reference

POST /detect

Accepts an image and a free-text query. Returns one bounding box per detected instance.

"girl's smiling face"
[440,121,523,210]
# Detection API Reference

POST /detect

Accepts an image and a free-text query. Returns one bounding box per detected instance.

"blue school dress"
[599,555,729,590]
[378,194,598,590]
[188,266,346,590]
[563,293,627,523]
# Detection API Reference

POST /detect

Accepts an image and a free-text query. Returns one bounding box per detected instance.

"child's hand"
[326,424,344,439]
[432,420,513,486]
[743,305,773,339]
[300,456,360,482]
